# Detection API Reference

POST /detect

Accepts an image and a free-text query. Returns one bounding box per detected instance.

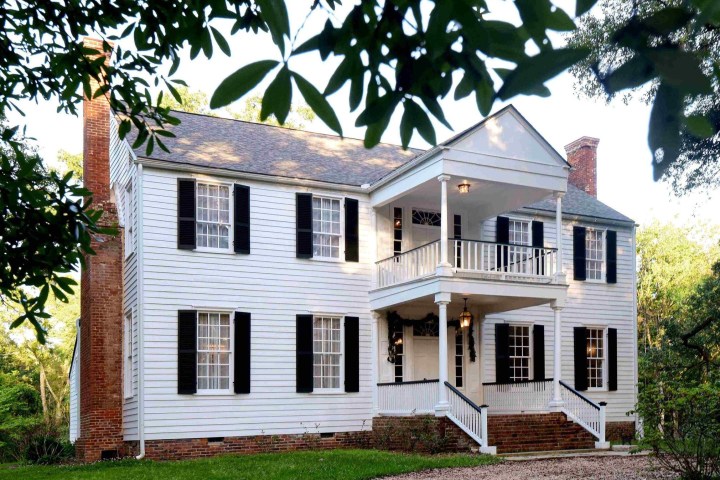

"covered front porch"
[371,294,610,452]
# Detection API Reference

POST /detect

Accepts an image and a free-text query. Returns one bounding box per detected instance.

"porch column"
[435,292,451,415]
[554,192,565,282]
[437,175,452,276]
[371,311,380,415]
[549,302,564,408]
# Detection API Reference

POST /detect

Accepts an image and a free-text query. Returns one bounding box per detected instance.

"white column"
[437,175,452,276]
[554,192,565,282]
[435,292,451,415]
[371,311,380,416]
[549,302,564,408]
[370,208,378,289]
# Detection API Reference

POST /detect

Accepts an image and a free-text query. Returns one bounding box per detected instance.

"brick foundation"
[606,421,636,442]
[372,415,477,454]
[488,412,596,454]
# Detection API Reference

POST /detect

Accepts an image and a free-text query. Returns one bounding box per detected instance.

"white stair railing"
[445,382,495,454]
[377,379,439,415]
[559,380,608,447]
[482,379,553,413]
[375,240,440,288]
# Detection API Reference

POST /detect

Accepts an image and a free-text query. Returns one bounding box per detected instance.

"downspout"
[632,223,640,437]
[135,163,146,459]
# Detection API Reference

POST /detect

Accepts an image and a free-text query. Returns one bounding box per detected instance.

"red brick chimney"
[564,136,599,197]
[76,37,125,462]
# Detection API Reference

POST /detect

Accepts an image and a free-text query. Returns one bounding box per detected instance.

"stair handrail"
[559,380,607,446]
[444,381,496,454]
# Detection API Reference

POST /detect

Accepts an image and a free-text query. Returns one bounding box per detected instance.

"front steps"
[488,412,596,454]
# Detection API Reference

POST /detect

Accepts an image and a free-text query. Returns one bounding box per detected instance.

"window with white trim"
[123,311,133,398]
[509,325,531,382]
[586,327,605,389]
[455,329,464,388]
[508,219,531,273]
[586,228,605,280]
[313,316,342,390]
[196,183,231,250]
[124,181,134,257]
[509,219,531,246]
[197,312,232,391]
[312,197,341,259]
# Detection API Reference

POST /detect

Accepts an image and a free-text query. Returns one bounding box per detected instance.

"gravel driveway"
[386,454,676,480]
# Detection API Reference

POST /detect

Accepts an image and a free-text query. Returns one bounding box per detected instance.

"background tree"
[54,150,83,183]
[567,0,720,195]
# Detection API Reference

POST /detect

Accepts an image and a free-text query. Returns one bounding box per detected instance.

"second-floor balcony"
[376,239,558,289]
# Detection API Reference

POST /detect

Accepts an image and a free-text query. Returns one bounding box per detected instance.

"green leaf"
[292,72,342,135]
[645,48,712,95]
[211,26,231,57]
[210,60,279,109]
[405,100,436,145]
[497,48,590,100]
[648,83,684,181]
[256,0,290,56]
[684,115,715,139]
[399,103,414,148]
[576,0,598,16]
[602,55,656,94]
[421,96,452,131]
[261,65,292,124]
[642,7,694,35]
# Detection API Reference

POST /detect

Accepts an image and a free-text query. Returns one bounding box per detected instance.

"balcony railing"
[482,379,553,413]
[375,239,558,288]
[377,379,439,415]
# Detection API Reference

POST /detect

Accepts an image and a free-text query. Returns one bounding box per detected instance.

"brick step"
[486,412,596,454]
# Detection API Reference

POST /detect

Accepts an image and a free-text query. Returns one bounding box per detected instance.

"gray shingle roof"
[133,110,633,224]
[524,184,634,224]
[133,111,421,186]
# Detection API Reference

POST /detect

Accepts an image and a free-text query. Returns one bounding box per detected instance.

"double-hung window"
[196,183,231,250]
[509,325,531,382]
[586,327,605,389]
[312,316,342,390]
[123,311,133,398]
[586,228,605,280]
[124,181,134,257]
[197,312,232,392]
[312,197,341,259]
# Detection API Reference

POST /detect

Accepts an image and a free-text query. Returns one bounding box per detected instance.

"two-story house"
[70,39,637,462]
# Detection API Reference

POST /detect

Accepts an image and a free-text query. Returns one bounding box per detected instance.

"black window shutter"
[234,185,250,254]
[177,310,197,394]
[573,226,587,281]
[296,193,313,258]
[608,328,618,391]
[345,198,359,262]
[495,323,510,384]
[234,312,251,394]
[606,230,617,284]
[573,326,588,391]
[177,179,196,250]
[533,324,545,381]
[496,216,510,270]
[532,221,545,275]
[344,316,360,392]
[296,314,314,393]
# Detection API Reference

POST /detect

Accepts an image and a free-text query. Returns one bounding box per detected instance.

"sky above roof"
[8,0,719,228]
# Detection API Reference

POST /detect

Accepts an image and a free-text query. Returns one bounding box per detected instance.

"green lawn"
[0,449,499,480]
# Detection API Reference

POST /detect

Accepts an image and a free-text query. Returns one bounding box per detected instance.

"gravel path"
[387,454,676,480]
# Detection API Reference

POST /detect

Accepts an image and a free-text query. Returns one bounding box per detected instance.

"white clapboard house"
[70,74,637,460]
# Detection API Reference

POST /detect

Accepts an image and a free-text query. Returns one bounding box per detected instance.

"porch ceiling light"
[457,182,471,194]
[459,297,472,328]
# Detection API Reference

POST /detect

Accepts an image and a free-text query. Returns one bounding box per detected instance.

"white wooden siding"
[140,168,373,440]
[109,115,140,439]
[69,332,80,443]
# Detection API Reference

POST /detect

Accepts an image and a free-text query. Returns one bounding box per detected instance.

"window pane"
[312,197,341,258]
[196,183,231,250]
[313,316,342,389]
[197,312,231,390]
[509,325,531,382]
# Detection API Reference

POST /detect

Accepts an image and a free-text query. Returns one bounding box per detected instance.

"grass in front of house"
[0,449,499,480]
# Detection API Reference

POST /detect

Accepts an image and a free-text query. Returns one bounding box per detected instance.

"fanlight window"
[411,209,441,227]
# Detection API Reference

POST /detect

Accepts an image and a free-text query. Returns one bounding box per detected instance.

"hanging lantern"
[457,182,471,194]
[459,297,472,328]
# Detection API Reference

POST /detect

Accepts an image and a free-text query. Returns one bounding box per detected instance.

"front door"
[413,336,439,380]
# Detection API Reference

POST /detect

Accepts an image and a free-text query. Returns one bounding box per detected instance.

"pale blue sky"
[9,1,719,228]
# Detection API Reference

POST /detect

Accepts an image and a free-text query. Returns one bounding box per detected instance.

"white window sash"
[508,324,532,382]
[195,182,233,252]
[123,312,133,398]
[586,327,607,390]
[312,196,344,261]
[196,311,234,394]
[312,316,344,392]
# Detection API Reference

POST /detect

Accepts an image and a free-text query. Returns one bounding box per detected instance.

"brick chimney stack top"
[564,136,600,198]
